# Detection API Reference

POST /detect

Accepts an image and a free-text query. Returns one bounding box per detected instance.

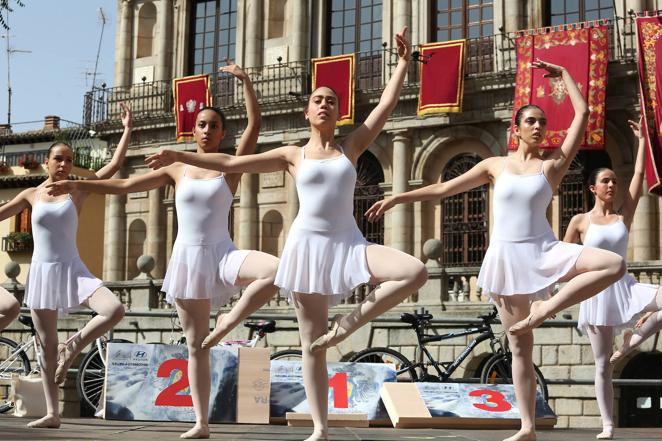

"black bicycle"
[348,307,549,401]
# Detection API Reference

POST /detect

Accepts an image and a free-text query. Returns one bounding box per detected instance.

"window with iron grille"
[328,0,383,90]
[354,151,384,244]
[441,153,488,266]
[190,0,237,75]
[15,207,31,233]
[547,0,614,26]
[432,0,494,75]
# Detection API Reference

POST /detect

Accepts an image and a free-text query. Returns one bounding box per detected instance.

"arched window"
[441,153,488,267]
[558,150,611,239]
[137,2,157,59]
[261,210,284,256]
[354,151,384,244]
[127,219,147,279]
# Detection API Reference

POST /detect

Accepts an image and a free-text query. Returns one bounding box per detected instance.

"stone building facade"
[72,0,662,428]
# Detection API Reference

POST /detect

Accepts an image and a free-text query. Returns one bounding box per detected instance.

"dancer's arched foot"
[509,300,546,336]
[610,329,633,364]
[310,314,345,353]
[54,332,81,385]
[27,414,61,429]
[596,426,614,439]
[201,314,227,349]
[503,428,536,441]
[180,422,209,439]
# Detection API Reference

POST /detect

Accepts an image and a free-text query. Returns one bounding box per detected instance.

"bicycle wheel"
[270,349,303,360]
[76,338,131,415]
[0,337,31,414]
[480,353,549,401]
[348,347,418,382]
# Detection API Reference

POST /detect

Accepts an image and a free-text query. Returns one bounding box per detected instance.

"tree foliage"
[0,0,25,30]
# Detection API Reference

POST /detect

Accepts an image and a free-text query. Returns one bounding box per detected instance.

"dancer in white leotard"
[366,60,626,441]
[49,65,278,440]
[144,28,426,441]
[0,103,132,429]
[564,117,662,440]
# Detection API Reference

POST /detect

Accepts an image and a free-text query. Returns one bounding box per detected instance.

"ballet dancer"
[48,65,278,439]
[0,102,133,428]
[564,116,662,439]
[143,27,427,441]
[364,60,626,441]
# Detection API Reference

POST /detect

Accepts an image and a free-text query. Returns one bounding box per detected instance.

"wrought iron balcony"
[83,16,638,129]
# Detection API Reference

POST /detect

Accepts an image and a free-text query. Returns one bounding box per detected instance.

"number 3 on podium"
[469,389,512,412]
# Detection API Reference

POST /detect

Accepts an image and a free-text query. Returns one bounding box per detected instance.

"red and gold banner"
[173,74,212,142]
[417,40,466,116]
[636,16,662,195]
[509,23,609,150]
[312,54,355,126]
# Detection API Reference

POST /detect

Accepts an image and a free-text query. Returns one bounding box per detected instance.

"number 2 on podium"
[155,359,193,407]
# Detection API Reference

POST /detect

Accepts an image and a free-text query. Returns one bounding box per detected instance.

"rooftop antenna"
[91,7,107,90]
[2,10,30,126]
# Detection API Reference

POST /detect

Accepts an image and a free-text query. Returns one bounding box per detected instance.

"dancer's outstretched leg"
[54,288,125,384]
[310,245,427,352]
[28,309,61,429]
[587,326,615,439]
[293,293,330,441]
[201,251,279,348]
[612,287,662,363]
[510,248,625,335]
[0,287,20,330]
[493,294,537,441]
[176,299,212,439]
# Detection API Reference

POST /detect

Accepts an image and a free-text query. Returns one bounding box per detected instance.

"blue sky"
[0,0,116,130]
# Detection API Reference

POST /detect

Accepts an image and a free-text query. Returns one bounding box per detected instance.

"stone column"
[244,0,263,67]
[104,172,127,281]
[390,130,412,253]
[156,0,172,81]
[146,187,166,278]
[502,0,522,33]
[392,0,412,36]
[289,0,308,62]
[238,174,259,250]
[115,0,133,88]
[632,187,656,261]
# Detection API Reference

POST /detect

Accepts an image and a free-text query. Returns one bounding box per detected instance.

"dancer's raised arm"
[365,156,501,222]
[93,102,132,180]
[222,63,261,192]
[0,188,33,222]
[621,116,646,228]
[539,60,590,187]
[343,26,411,163]
[46,168,173,196]
[145,145,298,175]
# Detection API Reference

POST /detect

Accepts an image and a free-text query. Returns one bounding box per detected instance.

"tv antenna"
[2,11,30,126]
[90,7,107,89]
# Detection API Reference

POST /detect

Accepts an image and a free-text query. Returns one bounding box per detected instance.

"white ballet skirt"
[577,218,658,334]
[161,171,249,308]
[24,196,103,314]
[274,147,372,305]
[162,239,249,308]
[477,161,583,300]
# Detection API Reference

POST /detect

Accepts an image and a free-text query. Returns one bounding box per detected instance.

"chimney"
[44,115,60,131]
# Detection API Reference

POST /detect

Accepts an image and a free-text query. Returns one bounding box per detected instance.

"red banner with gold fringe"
[173,74,212,142]
[417,40,466,116]
[312,54,355,126]
[636,15,662,195]
[508,22,608,150]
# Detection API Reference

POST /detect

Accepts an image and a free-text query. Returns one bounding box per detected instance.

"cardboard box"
[236,347,271,424]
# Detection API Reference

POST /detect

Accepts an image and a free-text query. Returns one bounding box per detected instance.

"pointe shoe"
[509,300,547,335]
[596,427,614,439]
[201,314,226,349]
[310,314,345,353]
[180,422,209,439]
[27,414,61,429]
[54,332,81,385]
[610,330,633,364]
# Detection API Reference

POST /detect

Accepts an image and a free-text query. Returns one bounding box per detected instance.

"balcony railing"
[2,236,33,253]
[84,15,640,128]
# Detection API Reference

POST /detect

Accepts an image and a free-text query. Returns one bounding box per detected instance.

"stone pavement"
[1,417,661,441]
